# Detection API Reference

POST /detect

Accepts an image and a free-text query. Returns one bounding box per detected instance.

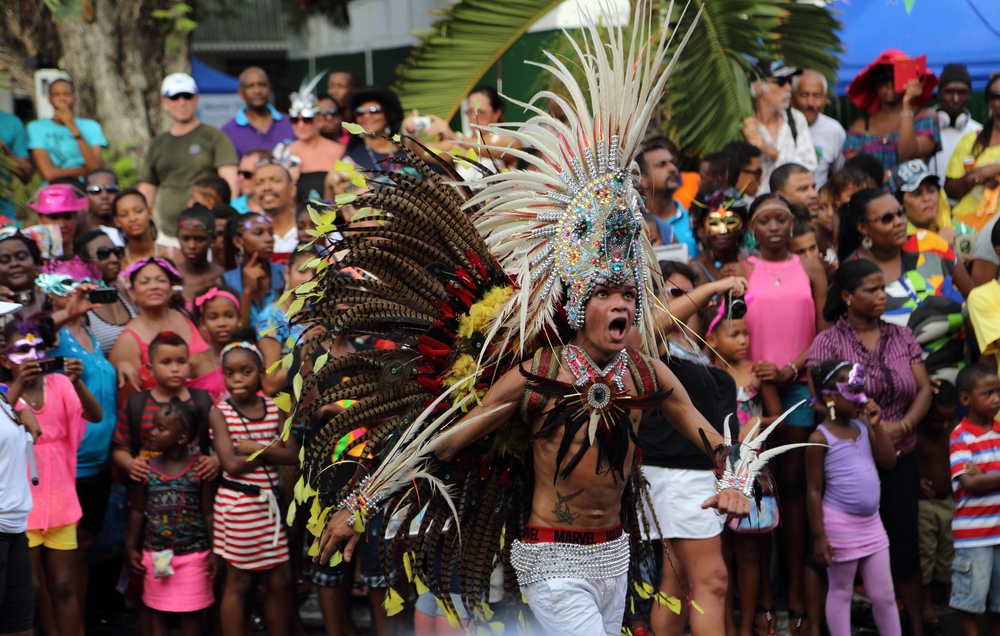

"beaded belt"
[510,532,630,587]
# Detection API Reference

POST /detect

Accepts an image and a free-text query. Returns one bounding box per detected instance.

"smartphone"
[37,357,64,374]
[87,288,118,304]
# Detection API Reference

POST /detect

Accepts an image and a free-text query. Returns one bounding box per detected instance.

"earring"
[847,299,852,306]
[826,400,836,420]
[861,236,873,250]
[238,247,245,259]
[384,126,391,135]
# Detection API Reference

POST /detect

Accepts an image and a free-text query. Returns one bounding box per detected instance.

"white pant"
[521,573,628,636]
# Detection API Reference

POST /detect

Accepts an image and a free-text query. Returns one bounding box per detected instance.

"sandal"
[754,606,776,636]
[788,610,805,636]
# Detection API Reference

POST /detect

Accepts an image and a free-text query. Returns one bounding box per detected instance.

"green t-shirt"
[139,123,237,237]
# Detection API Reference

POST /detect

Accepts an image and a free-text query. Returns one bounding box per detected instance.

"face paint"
[704,209,743,235]
[6,333,43,364]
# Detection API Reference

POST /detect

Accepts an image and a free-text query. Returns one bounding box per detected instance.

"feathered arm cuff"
[338,475,383,528]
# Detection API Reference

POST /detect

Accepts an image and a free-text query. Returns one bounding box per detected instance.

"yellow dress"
[945,131,1000,229]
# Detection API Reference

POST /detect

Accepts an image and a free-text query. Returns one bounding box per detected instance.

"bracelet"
[716,469,754,498]
[784,362,798,378]
[73,133,82,140]
[337,476,381,527]
[900,111,914,118]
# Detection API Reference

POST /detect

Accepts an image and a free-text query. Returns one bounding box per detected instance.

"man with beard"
[77,168,123,245]
[742,60,816,193]
[253,162,297,259]
[637,137,697,254]
[222,67,295,159]
[792,69,846,188]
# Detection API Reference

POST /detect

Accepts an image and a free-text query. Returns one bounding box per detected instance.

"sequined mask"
[705,209,743,235]
[6,334,43,364]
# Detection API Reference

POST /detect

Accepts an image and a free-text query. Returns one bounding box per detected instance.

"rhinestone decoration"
[510,534,631,586]
[587,382,612,409]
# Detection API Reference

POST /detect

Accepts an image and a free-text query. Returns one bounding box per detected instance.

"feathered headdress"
[35,257,101,296]
[289,71,328,118]
[467,0,701,351]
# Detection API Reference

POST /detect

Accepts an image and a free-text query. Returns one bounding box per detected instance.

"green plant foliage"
[13,173,42,226]
[662,0,841,159]
[280,0,350,31]
[103,144,139,189]
[41,0,84,21]
[0,153,18,202]
[394,0,566,121]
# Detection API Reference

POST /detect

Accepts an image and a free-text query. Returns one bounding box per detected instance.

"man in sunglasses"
[792,69,846,189]
[138,73,238,247]
[26,77,106,184]
[76,168,124,245]
[742,60,817,195]
[221,67,295,159]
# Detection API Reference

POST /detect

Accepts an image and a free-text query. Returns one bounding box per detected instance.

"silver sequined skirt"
[510,533,630,587]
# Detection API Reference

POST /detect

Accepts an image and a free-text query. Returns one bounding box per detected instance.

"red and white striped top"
[216,398,281,490]
[950,417,1000,548]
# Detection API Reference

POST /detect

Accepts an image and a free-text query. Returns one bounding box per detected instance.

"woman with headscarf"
[843,50,941,178]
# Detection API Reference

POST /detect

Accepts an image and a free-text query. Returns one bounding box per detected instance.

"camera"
[413,116,432,132]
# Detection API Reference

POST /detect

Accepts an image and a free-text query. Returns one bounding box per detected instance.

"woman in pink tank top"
[743,193,828,635]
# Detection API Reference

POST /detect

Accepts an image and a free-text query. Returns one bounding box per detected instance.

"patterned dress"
[212,397,288,571]
[144,456,209,555]
[843,113,941,173]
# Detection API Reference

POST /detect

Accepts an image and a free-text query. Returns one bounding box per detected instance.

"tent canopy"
[191,57,240,95]
[833,0,1000,94]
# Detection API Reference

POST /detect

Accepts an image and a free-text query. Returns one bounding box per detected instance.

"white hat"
[161,72,198,97]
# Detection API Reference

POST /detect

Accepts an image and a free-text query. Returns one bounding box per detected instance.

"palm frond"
[0,153,17,202]
[661,0,841,160]
[394,0,565,120]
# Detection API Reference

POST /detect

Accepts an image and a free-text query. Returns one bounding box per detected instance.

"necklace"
[21,384,44,410]
[563,344,630,444]
[762,254,791,286]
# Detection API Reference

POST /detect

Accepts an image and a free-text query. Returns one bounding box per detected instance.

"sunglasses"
[290,116,315,124]
[238,170,254,180]
[767,77,792,87]
[92,246,125,261]
[989,91,1000,101]
[319,109,340,117]
[741,167,763,179]
[86,184,120,195]
[355,105,383,117]
[865,207,906,225]
[166,93,195,101]
[662,287,691,299]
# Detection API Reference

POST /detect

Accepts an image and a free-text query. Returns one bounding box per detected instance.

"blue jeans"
[951,544,1000,614]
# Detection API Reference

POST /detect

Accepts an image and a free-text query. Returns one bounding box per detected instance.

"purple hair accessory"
[242,214,273,232]
[122,256,182,282]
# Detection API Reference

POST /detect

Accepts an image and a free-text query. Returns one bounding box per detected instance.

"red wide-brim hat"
[847,49,939,115]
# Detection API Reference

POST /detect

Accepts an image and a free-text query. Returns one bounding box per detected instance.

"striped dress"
[213,397,289,571]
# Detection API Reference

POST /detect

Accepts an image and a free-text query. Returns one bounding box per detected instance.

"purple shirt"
[818,422,882,516]
[221,105,295,159]
[807,317,923,454]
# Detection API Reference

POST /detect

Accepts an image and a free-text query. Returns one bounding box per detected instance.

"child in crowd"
[176,205,224,301]
[641,211,663,247]
[807,360,900,636]
[113,188,174,268]
[296,203,317,244]
[948,364,1000,635]
[126,400,216,636]
[189,285,241,400]
[188,175,232,211]
[705,296,781,636]
[916,381,958,632]
[257,248,319,396]
[221,213,284,329]
[3,313,103,636]
[816,183,835,229]
[209,204,238,266]
[789,220,821,262]
[110,332,217,484]
[209,334,298,636]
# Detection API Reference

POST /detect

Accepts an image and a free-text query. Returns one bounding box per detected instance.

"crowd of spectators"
[0,47,999,636]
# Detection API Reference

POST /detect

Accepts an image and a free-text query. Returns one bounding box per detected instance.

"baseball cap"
[891,159,939,194]
[755,60,802,81]
[161,73,198,97]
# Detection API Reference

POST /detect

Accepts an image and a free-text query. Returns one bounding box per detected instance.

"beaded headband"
[750,199,793,223]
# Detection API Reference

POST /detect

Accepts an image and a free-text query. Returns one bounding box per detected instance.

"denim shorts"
[951,545,1000,613]
[777,382,815,428]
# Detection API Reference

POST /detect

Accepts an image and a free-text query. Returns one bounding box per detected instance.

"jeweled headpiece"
[288,71,327,119]
[35,257,101,296]
[467,2,699,346]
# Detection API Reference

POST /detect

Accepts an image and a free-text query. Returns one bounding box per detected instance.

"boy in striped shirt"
[949,364,1000,631]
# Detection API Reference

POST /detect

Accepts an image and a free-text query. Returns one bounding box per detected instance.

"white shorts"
[642,466,724,540]
[521,573,628,636]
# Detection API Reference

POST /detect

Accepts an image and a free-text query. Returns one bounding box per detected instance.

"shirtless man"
[318,281,750,634]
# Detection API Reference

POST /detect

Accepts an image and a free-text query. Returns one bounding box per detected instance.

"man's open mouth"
[609,317,627,339]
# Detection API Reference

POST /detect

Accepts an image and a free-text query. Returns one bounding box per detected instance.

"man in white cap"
[138,72,238,246]
[742,60,817,194]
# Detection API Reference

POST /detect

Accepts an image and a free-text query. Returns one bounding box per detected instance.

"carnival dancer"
[290,3,803,634]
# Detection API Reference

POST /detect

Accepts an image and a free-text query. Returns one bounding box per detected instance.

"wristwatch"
[73,133,82,140]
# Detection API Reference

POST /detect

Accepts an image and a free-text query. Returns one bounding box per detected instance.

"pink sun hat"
[28,184,89,214]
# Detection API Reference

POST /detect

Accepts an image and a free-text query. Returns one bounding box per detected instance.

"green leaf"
[342,122,366,135]
[394,0,566,121]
